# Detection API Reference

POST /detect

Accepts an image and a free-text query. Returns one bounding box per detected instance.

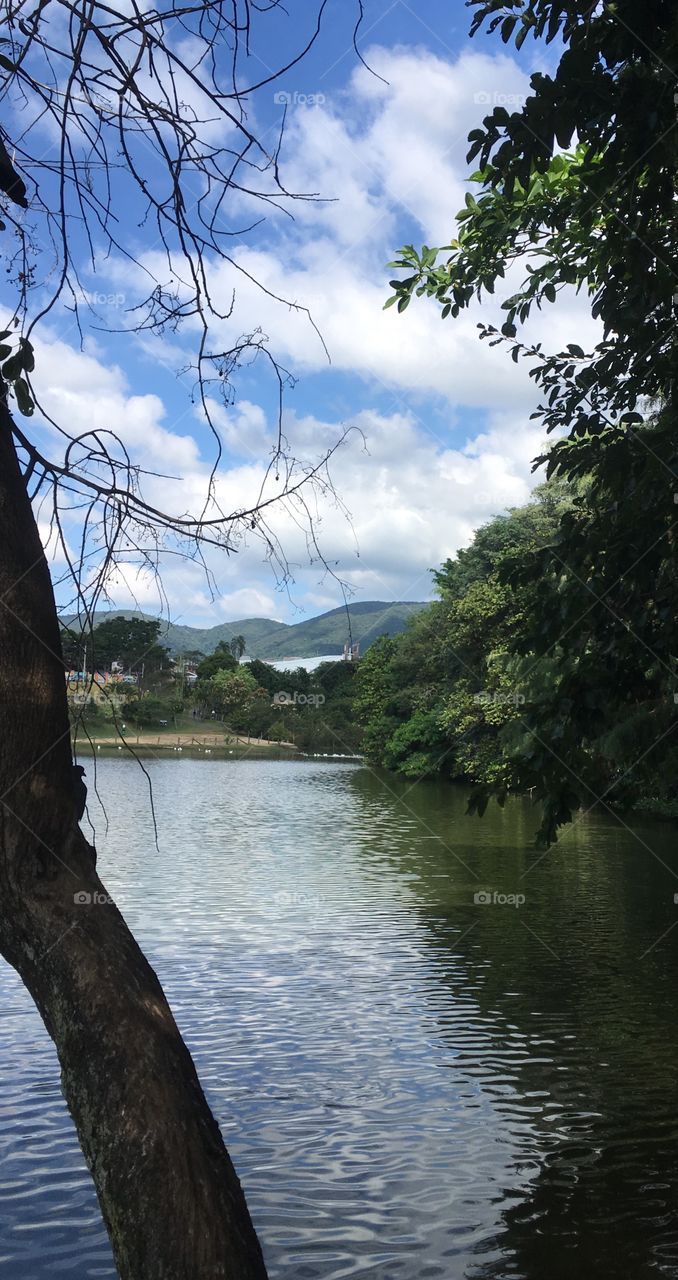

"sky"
[15,0,598,629]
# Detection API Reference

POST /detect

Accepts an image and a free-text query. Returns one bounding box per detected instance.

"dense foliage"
[197,658,362,754]
[384,0,678,842]
[62,616,168,675]
[355,479,678,845]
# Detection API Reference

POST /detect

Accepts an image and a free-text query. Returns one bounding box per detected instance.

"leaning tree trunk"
[0,390,269,1280]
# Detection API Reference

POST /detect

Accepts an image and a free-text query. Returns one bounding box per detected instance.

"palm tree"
[230,634,247,663]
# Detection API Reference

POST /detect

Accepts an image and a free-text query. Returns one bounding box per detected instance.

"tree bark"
[0,390,269,1280]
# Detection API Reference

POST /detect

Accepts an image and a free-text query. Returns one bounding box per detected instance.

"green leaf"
[19,338,34,372]
[14,377,33,416]
[2,352,23,381]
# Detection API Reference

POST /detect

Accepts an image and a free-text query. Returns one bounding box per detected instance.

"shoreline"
[73,739,364,763]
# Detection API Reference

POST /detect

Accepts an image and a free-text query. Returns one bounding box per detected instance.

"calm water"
[2,759,678,1279]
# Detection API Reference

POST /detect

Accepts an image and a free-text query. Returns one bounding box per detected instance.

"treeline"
[64,621,362,755]
[194,645,361,754]
[354,459,678,845]
[378,2,678,845]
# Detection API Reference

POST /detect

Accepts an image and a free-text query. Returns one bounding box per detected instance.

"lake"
[2,758,678,1278]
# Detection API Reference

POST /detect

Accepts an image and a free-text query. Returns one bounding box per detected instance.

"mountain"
[251,601,425,659]
[59,601,427,660]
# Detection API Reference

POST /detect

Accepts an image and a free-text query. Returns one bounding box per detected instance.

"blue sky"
[14,0,591,628]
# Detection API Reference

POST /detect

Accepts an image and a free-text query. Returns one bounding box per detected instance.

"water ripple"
[1,760,678,1278]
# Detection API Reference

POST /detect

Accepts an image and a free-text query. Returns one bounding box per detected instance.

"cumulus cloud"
[31,42,594,623]
[101,44,598,411]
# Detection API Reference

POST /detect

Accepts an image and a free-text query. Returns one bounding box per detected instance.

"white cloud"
[101,560,280,624]
[32,335,201,475]
[99,43,598,412]
[253,405,543,599]
[32,325,545,615]
[26,41,596,623]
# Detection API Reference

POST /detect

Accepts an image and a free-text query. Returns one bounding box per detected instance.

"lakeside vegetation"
[66,620,363,758]
[69,466,678,836]
[354,474,678,842]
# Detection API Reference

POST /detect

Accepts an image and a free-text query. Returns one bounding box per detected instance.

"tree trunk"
[0,390,269,1280]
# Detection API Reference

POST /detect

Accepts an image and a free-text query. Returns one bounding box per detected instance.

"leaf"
[515,22,530,51]
[14,377,33,416]
[2,352,23,381]
[19,338,34,372]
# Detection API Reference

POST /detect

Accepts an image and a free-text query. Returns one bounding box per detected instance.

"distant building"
[65,669,135,706]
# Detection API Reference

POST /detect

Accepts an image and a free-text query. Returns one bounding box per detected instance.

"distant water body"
[250,655,342,672]
[2,758,678,1278]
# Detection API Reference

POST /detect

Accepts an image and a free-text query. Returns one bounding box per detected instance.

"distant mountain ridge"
[59,601,428,660]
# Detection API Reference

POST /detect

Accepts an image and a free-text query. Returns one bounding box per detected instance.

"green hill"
[60,601,427,660]
[256,602,426,659]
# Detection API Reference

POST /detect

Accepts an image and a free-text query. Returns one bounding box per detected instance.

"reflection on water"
[2,759,678,1278]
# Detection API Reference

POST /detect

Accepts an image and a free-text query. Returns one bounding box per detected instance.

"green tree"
[387,0,678,842]
[355,485,573,800]
[94,617,167,673]
[246,659,280,694]
[353,637,401,763]
[62,616,168,675]
[124,696,169,728]
[230,634,247,662]
[210,668,266,730]
[195,642,238,682]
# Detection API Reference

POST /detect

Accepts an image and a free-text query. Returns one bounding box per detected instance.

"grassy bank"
[71,712,298,757]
